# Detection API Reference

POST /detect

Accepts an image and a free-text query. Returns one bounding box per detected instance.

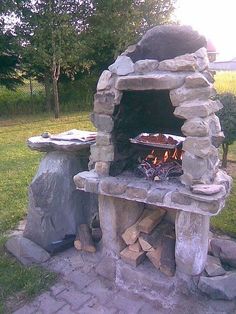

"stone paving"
[13,247,236,314]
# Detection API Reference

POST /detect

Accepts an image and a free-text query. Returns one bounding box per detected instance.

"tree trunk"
[222,143,229,168]
[29,77,33,110]
[52,76,59,119]
[44,77,52,112]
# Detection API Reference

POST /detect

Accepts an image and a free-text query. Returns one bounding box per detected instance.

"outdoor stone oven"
[74,25,232,277]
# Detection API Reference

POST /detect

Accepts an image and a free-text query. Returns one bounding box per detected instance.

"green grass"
[0,112,94,313]
[214,71,236,95]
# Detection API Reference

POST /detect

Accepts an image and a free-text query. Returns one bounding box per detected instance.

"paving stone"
[66,271,96,290]
[57,287,91,310]
[106,291,145,313]
[56,304,75,314]
[79,300,117,314]
[84,278,116,305]
[33,292,66,314]
[13,304,39,314]
[95,255,117,281]
[50,282,67,296]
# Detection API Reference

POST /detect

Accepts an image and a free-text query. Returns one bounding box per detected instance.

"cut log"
[120,247,146,267]
[129,241,142,253]
[91,227,102,242]
[121,209,150,245]
[77,224,96,253]
[74,237,82,251]
[138,208,166,234]
[139,222,174,251]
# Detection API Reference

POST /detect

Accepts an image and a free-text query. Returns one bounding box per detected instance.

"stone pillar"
[175,210,209,275]
[98,195,144,255]
[24,151,96,249]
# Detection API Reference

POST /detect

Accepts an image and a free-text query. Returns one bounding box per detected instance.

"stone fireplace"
[74,25,232,278]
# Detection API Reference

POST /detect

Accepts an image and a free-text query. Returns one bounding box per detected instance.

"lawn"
[0,112,94,313]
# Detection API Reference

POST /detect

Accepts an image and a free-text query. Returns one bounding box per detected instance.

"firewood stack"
[120,208,176,277]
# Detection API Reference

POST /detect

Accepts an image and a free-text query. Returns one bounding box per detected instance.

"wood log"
[91,227,102,242]
[74,237,82,251]
[139,222,174,251]
[138,208,166,234]
[76,224,96,253]
[121,209,149,245]
[120,247,146,267]
[128,241,142,253]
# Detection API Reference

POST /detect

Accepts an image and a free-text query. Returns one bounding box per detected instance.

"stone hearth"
[74,25,232,278]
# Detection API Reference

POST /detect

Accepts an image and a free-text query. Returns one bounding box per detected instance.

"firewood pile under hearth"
[120,208,176,277]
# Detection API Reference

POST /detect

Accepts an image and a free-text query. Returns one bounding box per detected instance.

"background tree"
[217,93,236,168]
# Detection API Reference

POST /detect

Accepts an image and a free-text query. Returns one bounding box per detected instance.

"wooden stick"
[76,224,96,253]
[138,208,166,234]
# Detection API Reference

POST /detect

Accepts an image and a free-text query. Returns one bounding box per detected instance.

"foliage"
[214,71,236,95]
[216,92,236,167]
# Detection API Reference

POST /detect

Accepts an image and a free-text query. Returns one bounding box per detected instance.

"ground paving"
[13,247,236,314]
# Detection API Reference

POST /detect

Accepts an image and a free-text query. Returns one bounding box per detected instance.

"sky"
[175,0,236,61]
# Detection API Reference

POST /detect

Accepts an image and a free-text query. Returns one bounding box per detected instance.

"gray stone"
[98,195,144,254]
[181,117,209,137]
[202,70,215,83]
[194,47,209,71]
[125,181,150,200]
[95,255,116,281]
[108,56,134,76]
[158,54,197,72]
[182,152,208,180]
[90,144,114,162]
[94,92,115,115]
[175,211,209,275]
[95,161,110,176]
[134,59,159,73]
[191,184,223,195]
[198,272,236,300]
[174,100,219,120]
[170,86,214,107]
[126,25,206,62]
[185,73,210,88]
[96,132,112,146]
[121,44,137,56]
[100,177,128,195]
[24,151,90,249]
[183,137,212,158]
[91,113,114,132]
[115,72,186,91]
[205,255,226,277]
[210,238,236,267]
[6,235,50,265]
[171,192,192,205]
[211,132,225,148]
[146,188,169,204]
[97,70,112,91]
[215,170,233,194]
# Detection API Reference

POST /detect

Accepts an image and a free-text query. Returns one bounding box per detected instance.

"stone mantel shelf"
[27,135,95,152]
[74,169,231,217]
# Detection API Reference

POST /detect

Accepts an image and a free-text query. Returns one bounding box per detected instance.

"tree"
[217,93,236,168]
[0,18,23,89]
[82,0,176,76]
[15,0,92,118]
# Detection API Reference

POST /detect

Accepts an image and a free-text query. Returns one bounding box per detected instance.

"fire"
[145,148,182,166]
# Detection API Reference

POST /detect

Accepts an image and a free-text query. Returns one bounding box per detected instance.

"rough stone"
[194,48,209,71]
[202,70,215,83]
[183,137,212,158]
[134,59,159,73]
[90,144,114,162]
[100,177,129,195]
[181,117,209,137]
[146,188,169,204]
[215,170,233,194]
[121,44,137,56]
[91,113,114,133]
[97,70,112,91]
[198,272,236,300]
[175,211,209,275]
[205,255,226,277]
[95,255,116,281]
[211,132,225,148]
[94,92,115,115]
[126,25,206,62]
[174,100,222,120]
[185,73,210,88]
[158,54,197,72]
[95,161,110,176]
[108,56,134,76]
[24,151,90,249]
[74,170,99,190]
[210,238,236,267]
[98,195,144,254]
[125,182,150,200]
[6,235,50,265]
[191,184,223,195]
[96,132,112,146]
[171,192,192,205]
[170,86,214,107]
[115,72,186,91]
[182,152,208,180]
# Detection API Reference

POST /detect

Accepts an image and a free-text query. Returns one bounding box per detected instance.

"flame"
[145,148,182,167]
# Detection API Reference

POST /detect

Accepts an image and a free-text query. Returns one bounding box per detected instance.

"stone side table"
[24,132,97,250]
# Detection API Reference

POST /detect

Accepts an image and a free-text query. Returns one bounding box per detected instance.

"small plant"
[217,92,236,168]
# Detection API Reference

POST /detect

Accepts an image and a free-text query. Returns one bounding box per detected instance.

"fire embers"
[137,148,183,181]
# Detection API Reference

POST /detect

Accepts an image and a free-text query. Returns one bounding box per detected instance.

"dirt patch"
[224,162,236,177]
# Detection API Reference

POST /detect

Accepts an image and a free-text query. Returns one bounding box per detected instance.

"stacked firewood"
[74,216,102,253]
[120,208,176,277]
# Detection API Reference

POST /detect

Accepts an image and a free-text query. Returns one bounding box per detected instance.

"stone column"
[175,210,209,275]
[98,195,144,255]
